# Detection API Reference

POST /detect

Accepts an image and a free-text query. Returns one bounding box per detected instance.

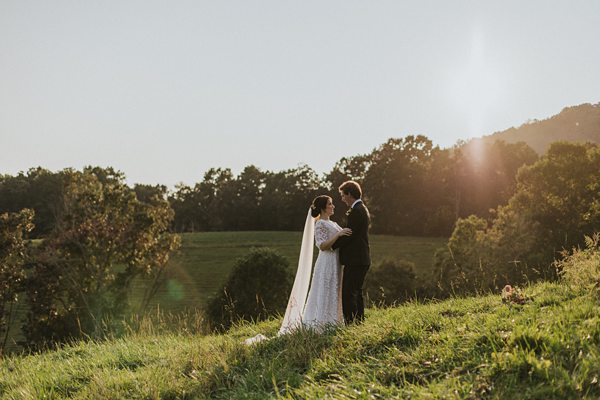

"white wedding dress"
[244,210,343,345]
[301,219,344,330]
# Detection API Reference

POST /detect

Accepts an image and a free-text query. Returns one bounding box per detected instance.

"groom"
[332,180,371,325]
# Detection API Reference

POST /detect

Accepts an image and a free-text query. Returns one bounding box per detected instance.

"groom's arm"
[332,209,365,249]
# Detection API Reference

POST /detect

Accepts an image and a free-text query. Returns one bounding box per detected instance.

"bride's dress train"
[244,210,343,345]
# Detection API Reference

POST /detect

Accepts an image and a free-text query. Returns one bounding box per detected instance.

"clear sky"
[1,1,599,188]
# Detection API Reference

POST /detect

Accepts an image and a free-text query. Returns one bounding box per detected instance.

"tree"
[432,142,600,296]
[364,135,436,234]
[261,165,327,230]
[134,183,168,203]
[22,168,180,348]
[0,168,63,238]
[0,209,34,355]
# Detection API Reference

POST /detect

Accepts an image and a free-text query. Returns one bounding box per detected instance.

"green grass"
[138,232,446,312]
[1,282,598,399]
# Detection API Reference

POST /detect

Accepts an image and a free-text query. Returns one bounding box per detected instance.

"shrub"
[206,247,293,331]
[365,259,416,306]
[556,233,600,297]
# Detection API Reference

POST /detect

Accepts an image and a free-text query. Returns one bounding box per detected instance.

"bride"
[245,195,351,344]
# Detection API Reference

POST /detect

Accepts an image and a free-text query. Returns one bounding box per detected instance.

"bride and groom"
[246,181,371,344]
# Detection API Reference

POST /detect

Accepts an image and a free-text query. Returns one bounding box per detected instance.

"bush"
[365,259,416,306]
[556,233,600,297]
[206,247,293,331]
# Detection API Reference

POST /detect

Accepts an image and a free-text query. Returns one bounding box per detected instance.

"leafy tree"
[261,165,327,230]
[134,183,168,203]
[206,248,292,331]
[226,165,266,230]
[0,168,63,238]
[0,209,34,354]
[197,168,235,230]
[364,135,436,234]
[22,168,180,348]
[455,140,538,219]
[433,142,600,296]
[169,183,204,232]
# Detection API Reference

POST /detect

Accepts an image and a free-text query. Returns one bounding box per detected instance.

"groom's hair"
[339,181,362,199]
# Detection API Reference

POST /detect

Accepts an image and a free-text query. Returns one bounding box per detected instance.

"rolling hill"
[473,102,600,153]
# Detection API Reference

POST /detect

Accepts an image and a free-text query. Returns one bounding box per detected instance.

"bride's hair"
[310,195,330,218]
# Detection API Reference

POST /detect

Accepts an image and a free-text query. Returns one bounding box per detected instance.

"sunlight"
[448,28,505,139]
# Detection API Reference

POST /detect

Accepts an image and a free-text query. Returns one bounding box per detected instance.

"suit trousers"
[342,264,370,324]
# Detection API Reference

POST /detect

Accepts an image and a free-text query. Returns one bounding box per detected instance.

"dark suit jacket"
[332,201,371,267]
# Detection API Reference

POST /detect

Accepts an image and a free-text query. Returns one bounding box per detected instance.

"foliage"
[21,167,180,349]
[169,164,328,232]
[433,142,600,296]
[1,282,597,399]
[0,209,34,355]
[0,136,539,238]
[0,167,63,238]
[363,135,437,235]
[556,233,600,297]
[206,248,293,332]
[365,259,417,306]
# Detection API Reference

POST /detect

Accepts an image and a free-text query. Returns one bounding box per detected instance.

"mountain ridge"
[471,102,600,153]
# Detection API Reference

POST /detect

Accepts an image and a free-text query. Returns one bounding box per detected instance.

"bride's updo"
[310,195,330,218]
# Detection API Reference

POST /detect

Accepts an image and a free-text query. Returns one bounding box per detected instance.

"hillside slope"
[474,103,600,154]
[1,282,598,399]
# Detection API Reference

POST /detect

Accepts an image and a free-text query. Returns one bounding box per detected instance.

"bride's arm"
[317,225,351,251]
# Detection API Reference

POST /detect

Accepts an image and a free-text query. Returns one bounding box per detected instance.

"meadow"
[4,232,445,354]
[136,232,447,312]
[2,281,597,399]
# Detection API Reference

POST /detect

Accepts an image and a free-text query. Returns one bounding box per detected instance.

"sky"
[1,1,600,188]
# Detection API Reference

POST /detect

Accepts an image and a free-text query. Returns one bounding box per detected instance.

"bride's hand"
[338,228,352,237]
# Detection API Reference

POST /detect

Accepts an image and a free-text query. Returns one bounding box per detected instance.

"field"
[137,231,447,312]
[4,232,445,354]
[2,282,598,399]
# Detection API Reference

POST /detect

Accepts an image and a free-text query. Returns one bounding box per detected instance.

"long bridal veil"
[244,208,314,345]
[278,208,314,335]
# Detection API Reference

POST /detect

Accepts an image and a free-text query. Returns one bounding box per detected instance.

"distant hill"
[474,102,600,154]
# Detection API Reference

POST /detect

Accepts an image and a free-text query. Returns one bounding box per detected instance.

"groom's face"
[340,191,352,207]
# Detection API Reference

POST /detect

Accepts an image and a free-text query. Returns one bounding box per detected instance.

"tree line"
[2,137,599,350]
[205,141,600,330]
[0,135,539,238]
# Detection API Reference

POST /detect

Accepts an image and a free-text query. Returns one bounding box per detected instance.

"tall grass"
[1,281,598,399]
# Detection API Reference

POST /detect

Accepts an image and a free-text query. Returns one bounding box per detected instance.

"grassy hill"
[472,102,600,154]
[1,282,598,399]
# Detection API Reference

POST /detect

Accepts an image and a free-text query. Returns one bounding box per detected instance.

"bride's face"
[323,198,335,217]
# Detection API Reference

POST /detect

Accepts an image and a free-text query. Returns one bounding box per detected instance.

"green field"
[5,232,445,353]
[140,232,447,312]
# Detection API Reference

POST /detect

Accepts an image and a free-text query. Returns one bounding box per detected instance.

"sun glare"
[448,28,505,139]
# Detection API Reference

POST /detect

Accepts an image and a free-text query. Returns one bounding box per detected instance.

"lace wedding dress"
[301,219,344,330]
[244,210,343,345]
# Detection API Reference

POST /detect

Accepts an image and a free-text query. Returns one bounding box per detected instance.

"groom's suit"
[332,200,371,324]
